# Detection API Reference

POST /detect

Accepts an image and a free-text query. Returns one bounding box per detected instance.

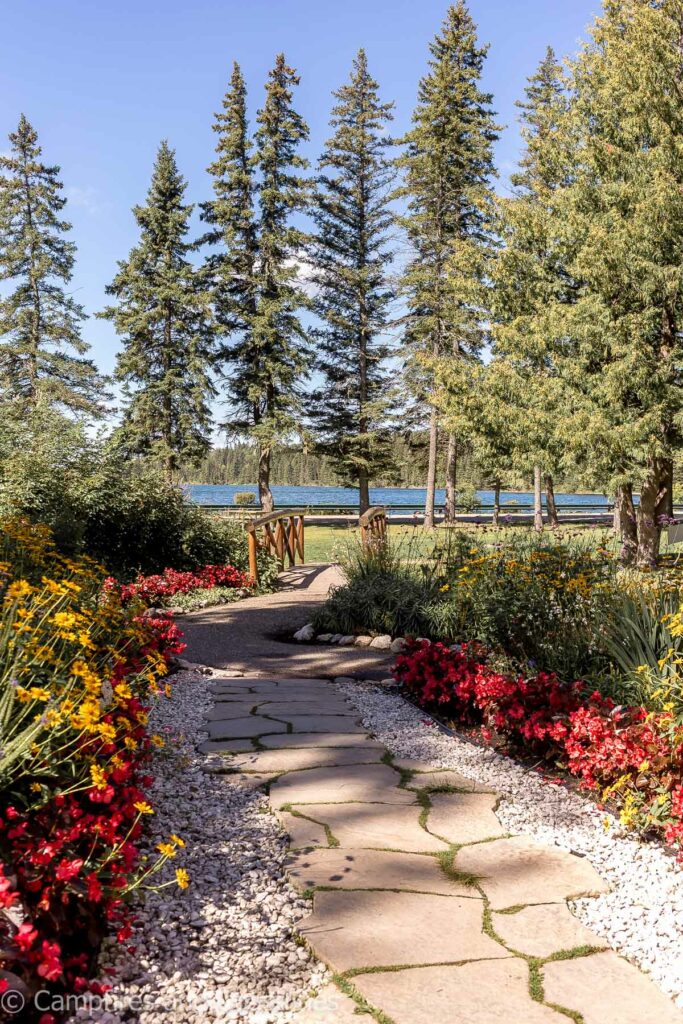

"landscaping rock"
[338,635,356,646]
[354,635,373,647]
[293,623,315,642]
[317,634,333,642]
[390,637,407,653]
[369,634,392,650]
[289,984,362,1024]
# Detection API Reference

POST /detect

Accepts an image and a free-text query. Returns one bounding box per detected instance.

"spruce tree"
[0,115,105,416]
[252,54,311,511]
[399,1,499,526]
[309,49,396,514]
[101,141,215,480]
[201,62,259,401]
[204,56,310,512]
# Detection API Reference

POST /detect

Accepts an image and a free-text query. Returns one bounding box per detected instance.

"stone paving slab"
[259,732,382,749]
[206,717,288,740]
[198,738,257,754]
[352,960,564,1024]
[296,803,449,853]
[269,764,416,808]
[543,950,683,1024]
[231,746,385,773]
[286,848,476,896]
[299,890,504,971]
[270,714,366,733]
[277,811,329,850]
[426,792,506,844]
[455,836,609,909]
[205,704,267,721]
[405,770,493,793]
[288,983,368,1023]
[493,902,604,957]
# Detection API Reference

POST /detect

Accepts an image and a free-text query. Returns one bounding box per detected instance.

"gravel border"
[337,678,683,1009]
[68,668,328,1024]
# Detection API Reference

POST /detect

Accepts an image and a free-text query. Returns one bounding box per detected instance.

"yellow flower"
[151,734,165,748]
[5,580,33,602]
[439,584,450,593]
[134,801,154,815]
[28,687,50,702]
[157,842,177,858]
[30,782,42,793]
[90,763,108,790]
[175,868,190,889]
[170,834,185,848]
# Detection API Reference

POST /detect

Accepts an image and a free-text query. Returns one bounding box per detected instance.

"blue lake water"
[186,484,609,510]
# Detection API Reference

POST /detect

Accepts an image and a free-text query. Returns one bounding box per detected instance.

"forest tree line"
[2,0,683,563]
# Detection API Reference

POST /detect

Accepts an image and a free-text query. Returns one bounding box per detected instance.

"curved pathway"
[179,564,394,679]
[190,575,683,1023]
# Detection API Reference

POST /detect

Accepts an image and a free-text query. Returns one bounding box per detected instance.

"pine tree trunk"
[544,473,559,528]
[424,407,438,529]
[616,482,638,564]
[492,478,501,529]
[636,457,670,567]
[259,444,274,513]
[533,464,543,532]
[358,468,370,516]
[444,433,457,523]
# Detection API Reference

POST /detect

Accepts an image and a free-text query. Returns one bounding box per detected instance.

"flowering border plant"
[0,520,188,1017]
[394,638,683,855]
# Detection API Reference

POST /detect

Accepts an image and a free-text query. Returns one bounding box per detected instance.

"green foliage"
[101,141,215,479]
[0,115,106,416]
[308,49,396,508]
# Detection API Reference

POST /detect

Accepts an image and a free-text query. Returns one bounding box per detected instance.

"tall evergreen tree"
[524,1,683,564]
[490,49,571,530]
[201,62,259,402]
[309,49,396,514]
[399,1,499,526]
[204,56,310,511]
[0,115,105,416]
[251,54,311,511]
[101,141,215,480]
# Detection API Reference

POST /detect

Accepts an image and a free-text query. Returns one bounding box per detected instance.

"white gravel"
[69,668,328,1024]
[339,678,683,1009]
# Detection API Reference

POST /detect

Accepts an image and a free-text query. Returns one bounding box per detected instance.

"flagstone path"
[202,673,683,1024]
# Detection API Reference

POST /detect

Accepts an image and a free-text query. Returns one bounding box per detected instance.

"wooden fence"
[245,510,305,584]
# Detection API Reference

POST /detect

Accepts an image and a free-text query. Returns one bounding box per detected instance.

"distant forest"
[180,438,585,491]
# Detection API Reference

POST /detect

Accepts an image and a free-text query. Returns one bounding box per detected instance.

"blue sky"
[0,0,598,379]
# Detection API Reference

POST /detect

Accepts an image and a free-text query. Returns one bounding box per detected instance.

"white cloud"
[65,185,102,215]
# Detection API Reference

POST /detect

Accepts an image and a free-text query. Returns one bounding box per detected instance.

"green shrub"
[234,491,257,506]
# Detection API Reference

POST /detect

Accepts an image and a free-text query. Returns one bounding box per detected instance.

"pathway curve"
[201,674,683,1024]
[179,564,394,679]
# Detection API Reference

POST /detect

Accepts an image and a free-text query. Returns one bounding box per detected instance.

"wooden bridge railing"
[245,510,305,584]
[359,506,388,550]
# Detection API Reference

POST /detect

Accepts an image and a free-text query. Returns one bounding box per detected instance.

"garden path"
[201,672,683,1024]
[179,563,395,678]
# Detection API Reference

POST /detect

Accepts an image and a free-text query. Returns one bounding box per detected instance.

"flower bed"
[105,564,254,607]
[394,639,683,856]
[0,520,188,1018]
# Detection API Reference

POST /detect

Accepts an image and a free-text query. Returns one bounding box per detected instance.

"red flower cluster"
[105,564,253,606]
[394,639,683,854]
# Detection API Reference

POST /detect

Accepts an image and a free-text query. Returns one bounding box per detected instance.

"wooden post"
[247,528,259,584]
[298,515,305,563]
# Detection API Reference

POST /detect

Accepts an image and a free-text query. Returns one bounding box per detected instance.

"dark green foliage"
[308,50,396,512]
[0,115,106,416]
[101,141,215,479]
